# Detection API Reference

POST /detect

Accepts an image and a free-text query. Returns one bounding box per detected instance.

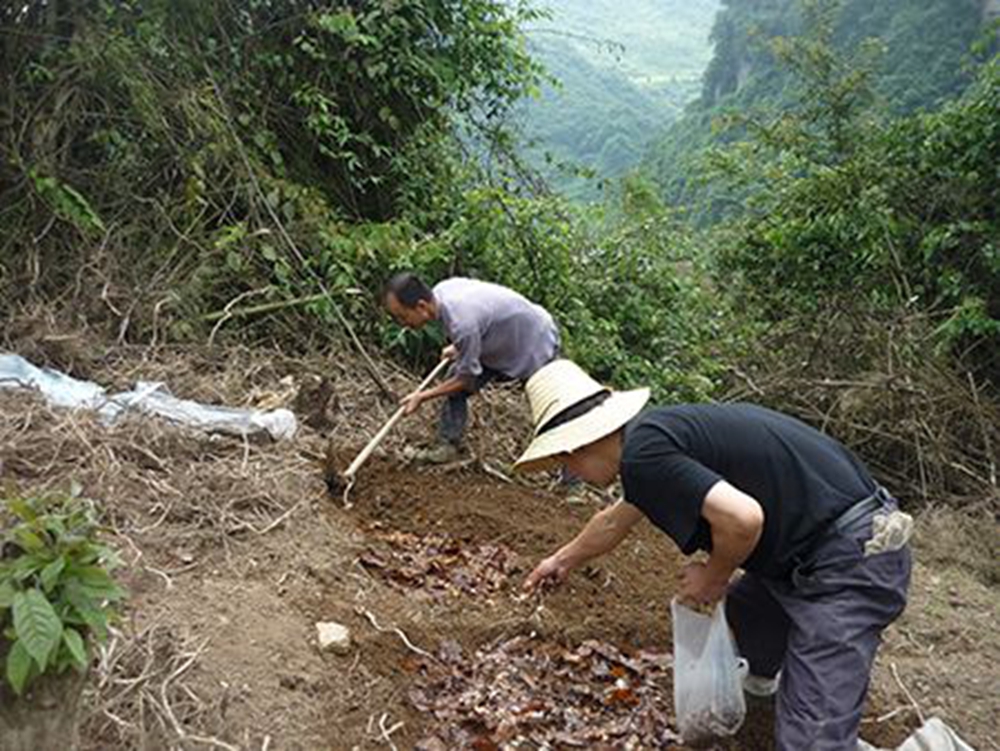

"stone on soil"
[316,621,351,654]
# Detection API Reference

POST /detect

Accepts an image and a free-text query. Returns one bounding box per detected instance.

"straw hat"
[513,360,650,473]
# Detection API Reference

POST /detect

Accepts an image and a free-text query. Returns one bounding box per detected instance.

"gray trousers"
[726,501,912,751]
[438,368,507,446]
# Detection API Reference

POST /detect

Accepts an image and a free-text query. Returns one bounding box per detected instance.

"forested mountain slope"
[648,0,996,207]
[519,0,720,199]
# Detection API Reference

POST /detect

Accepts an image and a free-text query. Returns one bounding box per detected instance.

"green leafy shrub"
[0,486,124,696]
[700,12,1000,384]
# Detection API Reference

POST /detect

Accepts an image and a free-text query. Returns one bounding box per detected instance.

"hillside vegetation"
[1,0,997,509]
[518,0,719,198]
[649,0,994,208]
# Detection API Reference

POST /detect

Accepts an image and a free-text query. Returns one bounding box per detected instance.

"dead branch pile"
[410,635,679,750]
[0,393,315,551]
[725,308,999,509]
[85,624,239,750]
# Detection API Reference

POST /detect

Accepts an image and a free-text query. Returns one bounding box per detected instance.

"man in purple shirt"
[383,272,560,463]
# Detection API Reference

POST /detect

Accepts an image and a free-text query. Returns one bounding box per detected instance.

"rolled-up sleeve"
[450,325,483,382]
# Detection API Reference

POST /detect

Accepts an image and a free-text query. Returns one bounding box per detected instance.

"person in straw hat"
[517,359,913,751]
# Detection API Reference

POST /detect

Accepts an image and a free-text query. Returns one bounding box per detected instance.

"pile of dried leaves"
[358,528,515,598]
[410,634,680,750]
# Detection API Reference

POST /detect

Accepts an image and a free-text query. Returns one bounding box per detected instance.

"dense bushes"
[0,0,730,404]
[694,9,999,505]
[1,0,995,418]
[0,0,540,336]
[705,27,999,383]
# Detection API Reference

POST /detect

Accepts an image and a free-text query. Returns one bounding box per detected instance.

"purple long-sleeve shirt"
[433,278,560,382]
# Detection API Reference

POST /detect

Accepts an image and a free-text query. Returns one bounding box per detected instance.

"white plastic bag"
[859,717,977,751]
[671,598,748,746]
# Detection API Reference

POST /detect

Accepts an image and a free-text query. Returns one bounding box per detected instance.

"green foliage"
[0,0,546,331]
[699,0,983,112]
[0,486,124,696]
[368,175,739,401]
[648,0,993,213]
[564,178,738,400]
[0,1,741,405]
[28,171,107,236]
[519,0,719,200]
[701,15,1000,382]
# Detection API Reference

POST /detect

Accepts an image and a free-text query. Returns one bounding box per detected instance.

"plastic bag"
[671,598,748,746]
[859,717,977,751]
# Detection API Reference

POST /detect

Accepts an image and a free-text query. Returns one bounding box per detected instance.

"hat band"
[536,389,611,436]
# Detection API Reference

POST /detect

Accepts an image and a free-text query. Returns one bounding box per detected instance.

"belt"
[789,485,901,586]
[831,485,892,536]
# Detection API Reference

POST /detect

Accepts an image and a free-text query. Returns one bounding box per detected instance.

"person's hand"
[400,390,425,416]
[678,561,729,608]
[523,555,571,592]
[441,344,459,361]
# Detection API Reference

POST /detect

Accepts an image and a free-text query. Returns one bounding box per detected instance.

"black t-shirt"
[620,403,876,577]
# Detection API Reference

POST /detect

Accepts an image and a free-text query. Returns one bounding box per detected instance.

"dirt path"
[1,344,994,750]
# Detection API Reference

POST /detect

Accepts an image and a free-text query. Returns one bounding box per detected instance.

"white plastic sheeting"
[0,353,107,409]
[0,354,297,440]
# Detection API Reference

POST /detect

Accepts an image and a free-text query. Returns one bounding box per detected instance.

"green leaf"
[0,580,15,609]
[13,528,45,552]
[62,627,88,670]
[40,558,65,593]
[12,590,63,667]
[6,640,32,695]
[65,582,109,641]
[72,566,124,600]
[5,497,35,521]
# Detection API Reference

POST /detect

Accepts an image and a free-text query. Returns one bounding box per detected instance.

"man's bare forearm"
[417,376,470,401]
[551,500,644,570]
[702,480,764,583]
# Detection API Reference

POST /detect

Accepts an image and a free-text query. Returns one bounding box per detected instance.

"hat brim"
[513,388,650,473]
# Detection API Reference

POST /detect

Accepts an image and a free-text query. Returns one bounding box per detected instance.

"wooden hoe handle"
[342,357,451,480]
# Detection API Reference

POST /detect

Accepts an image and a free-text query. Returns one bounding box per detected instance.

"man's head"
[562,429,625,487]
[383,272,436,329]
[513,360,650,485]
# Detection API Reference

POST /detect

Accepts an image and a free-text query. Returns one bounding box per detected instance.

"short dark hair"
[384,272,433,308]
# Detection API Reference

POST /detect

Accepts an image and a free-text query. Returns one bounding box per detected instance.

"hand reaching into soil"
[523,555,571,592]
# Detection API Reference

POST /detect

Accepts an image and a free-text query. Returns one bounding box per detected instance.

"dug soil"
[312,453,914,750]
[1,342,994,750]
